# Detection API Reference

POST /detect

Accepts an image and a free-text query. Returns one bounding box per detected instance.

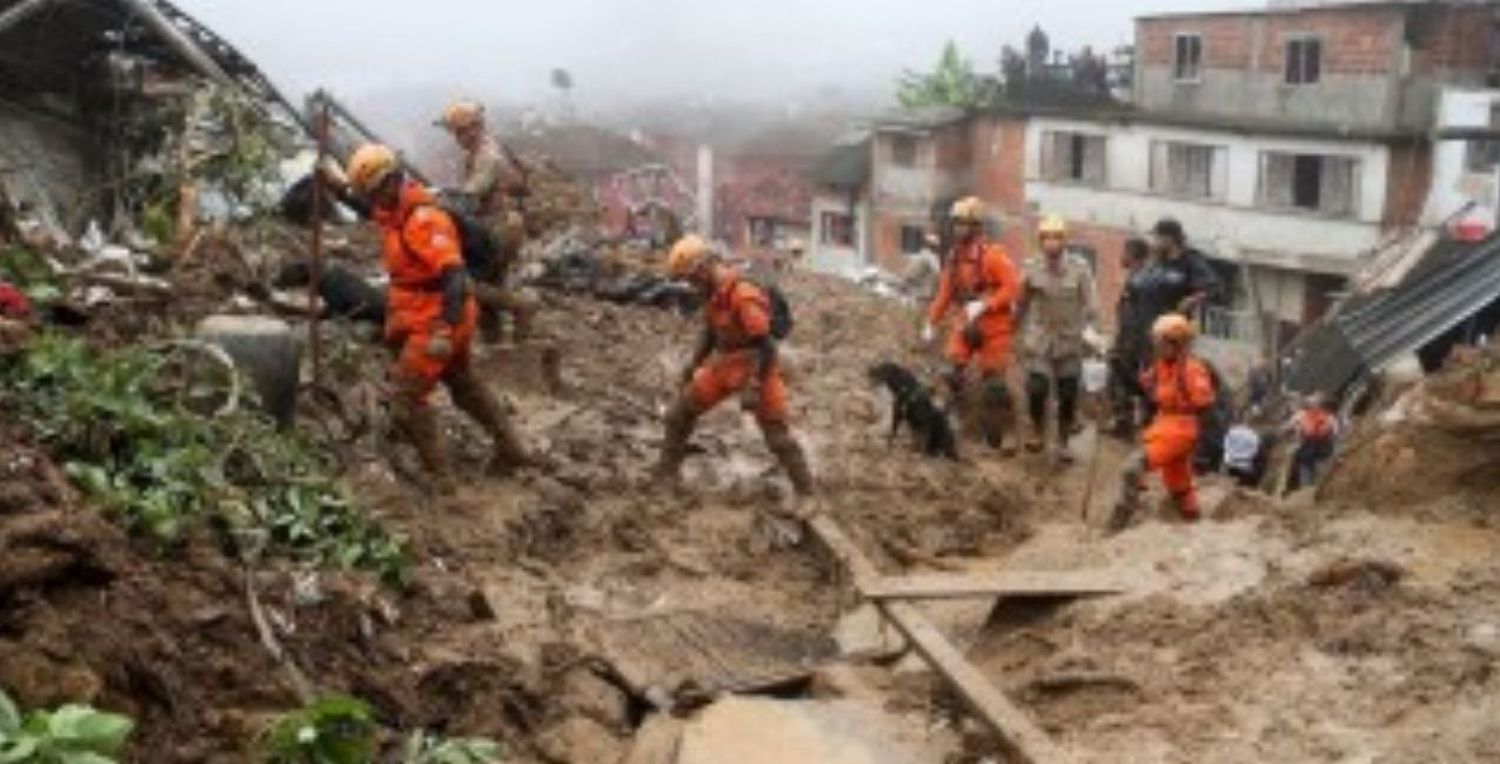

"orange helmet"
[668,235,711,277]
[438,99,485,132]
[346,143,399,195]
[950,196,985,223]
[1151,314,1196,343]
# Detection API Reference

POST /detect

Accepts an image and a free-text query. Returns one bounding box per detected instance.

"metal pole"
[308,100,330,386]
[118,0,234,87]
[0,0,52,38]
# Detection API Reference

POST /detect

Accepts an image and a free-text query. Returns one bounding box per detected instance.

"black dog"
[868,362,958,460]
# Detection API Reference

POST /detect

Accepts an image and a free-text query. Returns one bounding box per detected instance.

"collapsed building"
[0,0,316,247]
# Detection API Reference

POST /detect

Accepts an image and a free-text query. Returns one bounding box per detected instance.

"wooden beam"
[806,515,1070,764]
[863,571,1127,602]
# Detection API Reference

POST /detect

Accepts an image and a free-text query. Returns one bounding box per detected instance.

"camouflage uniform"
[461,134,533,343]
[1020,251,1097,450]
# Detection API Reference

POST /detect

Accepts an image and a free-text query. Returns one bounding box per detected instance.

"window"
[1150,141,1227,200]
[820,211,855,247]
[1285,37,1322,85]
[900,225,926,254]
[749,217,777,248]
[1259,152,1360,217]
[1174,34,1202,82]
[891,135,918,167]
[1041,131,1107,186]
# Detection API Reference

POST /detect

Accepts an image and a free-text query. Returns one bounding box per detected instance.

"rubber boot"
[446,365,533,476]
[1173,491,1200,522]
[1108,452,1146,533]
[652,396,701,489]
[981,377,1015,457]
[395,393,457,496]
[762,420,815,497]
[539,343,563,394]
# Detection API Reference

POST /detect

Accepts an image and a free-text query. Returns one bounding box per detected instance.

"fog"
[182,0,1249,112]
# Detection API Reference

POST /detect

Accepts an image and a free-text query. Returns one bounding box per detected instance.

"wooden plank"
[864,571,1128,602]
[881,599,1070,764]
[805,515,1070,764]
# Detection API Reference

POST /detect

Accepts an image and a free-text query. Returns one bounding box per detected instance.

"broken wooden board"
[863,571,1128,602]
[806,515,1070,764]
[594,609,838,708]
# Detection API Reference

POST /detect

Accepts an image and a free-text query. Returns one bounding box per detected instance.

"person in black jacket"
[1107,237,1151,438]
[1138,218,1223,327]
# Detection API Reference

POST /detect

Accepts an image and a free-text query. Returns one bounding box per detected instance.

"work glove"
[425,331,454,361]
[964,300,987,322]
[920,323,937,345]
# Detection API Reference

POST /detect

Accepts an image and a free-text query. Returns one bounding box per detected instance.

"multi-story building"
[811,0,1500,369]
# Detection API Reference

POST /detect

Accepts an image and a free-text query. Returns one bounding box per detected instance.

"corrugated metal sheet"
[1338,234,1500,371]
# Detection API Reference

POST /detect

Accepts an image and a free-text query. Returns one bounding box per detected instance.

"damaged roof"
[1287,232,1500,394]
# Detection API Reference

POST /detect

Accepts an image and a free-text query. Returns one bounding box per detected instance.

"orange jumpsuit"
[374,180,479,400]
[689,270,789,423]
[1140,355,1215,518]
[927,239,1021,375]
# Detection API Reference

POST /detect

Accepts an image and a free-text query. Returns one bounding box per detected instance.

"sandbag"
[196,315,300,427]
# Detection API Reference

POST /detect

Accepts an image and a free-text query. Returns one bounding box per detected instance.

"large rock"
[196,315,300,426]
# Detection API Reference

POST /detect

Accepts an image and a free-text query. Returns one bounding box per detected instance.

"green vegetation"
[0,688,135,764]
[895,41,988,110]
[261,696,378,764]
[400,732,503,764]
[0,335,406,585]
[261,697,503,764]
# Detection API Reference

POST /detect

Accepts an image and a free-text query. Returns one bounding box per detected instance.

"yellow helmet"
[346,143,399,195]
[438,99,485,132]
[1038,215,1067,238]
[1151,314,1196,343]
[950,196,985,223]
[668,235,711,277]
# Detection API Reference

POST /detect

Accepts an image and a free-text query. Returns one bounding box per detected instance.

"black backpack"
[756,281,794,340]
[403,203,501,274]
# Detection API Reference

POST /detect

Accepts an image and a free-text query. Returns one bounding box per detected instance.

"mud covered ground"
[4,262,1500,762]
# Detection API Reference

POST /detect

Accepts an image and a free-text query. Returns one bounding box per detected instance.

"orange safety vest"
[1142,355,1215,418]
[927,239,1019,332]
[374,180,470,337]
[706,269,771,351]
[1298,408,1335,441]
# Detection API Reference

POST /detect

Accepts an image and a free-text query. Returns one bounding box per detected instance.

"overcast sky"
[181,0,1252,109]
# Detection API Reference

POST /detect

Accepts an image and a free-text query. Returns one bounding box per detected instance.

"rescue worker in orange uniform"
[653,235,815,501]
[1287,393,1339,490]
[435,99,536,345]
[922,196,1023,453]
[342,144,534,493]
[1110,314,1215,530]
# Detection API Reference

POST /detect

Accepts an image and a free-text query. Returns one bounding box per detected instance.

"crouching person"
[652,235,815,506]
[1110,315,1215,530]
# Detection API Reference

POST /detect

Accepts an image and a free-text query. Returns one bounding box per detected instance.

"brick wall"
[1413,5,1496,74]
[1383,141,1433,231]
[1140,8,1408,77]
[1138,16,1254,69]
[970,116,1028,213]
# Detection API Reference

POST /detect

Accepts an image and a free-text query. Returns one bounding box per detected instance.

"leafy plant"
[261,696,377,764]
[0,688,135,764]
[0,335,407,585]
[401,731,503,764]
[895,41,988,110]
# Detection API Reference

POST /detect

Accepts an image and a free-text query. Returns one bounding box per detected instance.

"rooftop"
[812,136,872,190]
[1135,0,1473,22]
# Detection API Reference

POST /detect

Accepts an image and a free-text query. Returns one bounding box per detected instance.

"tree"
[895,41,985,110]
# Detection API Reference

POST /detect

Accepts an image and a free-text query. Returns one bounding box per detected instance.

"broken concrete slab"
[675,697,932,764]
